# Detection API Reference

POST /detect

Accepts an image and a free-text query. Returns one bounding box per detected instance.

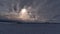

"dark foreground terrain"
[0,23,60,34]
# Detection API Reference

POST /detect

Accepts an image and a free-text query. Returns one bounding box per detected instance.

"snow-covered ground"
[0,23,60,34]
[0,23,16,34]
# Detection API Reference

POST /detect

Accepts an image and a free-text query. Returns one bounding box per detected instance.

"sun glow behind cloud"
[18,8,30,20]
[17,6,38,22]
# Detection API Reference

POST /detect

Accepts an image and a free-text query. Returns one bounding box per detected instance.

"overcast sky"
[0,0,60,23]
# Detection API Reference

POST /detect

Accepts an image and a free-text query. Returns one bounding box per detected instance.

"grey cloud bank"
[0,0,60,23]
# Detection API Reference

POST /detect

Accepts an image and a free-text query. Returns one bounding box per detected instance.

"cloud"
[0,0,60,23]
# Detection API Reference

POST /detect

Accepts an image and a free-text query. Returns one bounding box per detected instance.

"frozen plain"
[0,22,60,34]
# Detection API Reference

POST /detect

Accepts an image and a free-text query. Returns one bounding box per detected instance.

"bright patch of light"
[17,7,38,22]
[18,8,30,20]
[21,8,27,14]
